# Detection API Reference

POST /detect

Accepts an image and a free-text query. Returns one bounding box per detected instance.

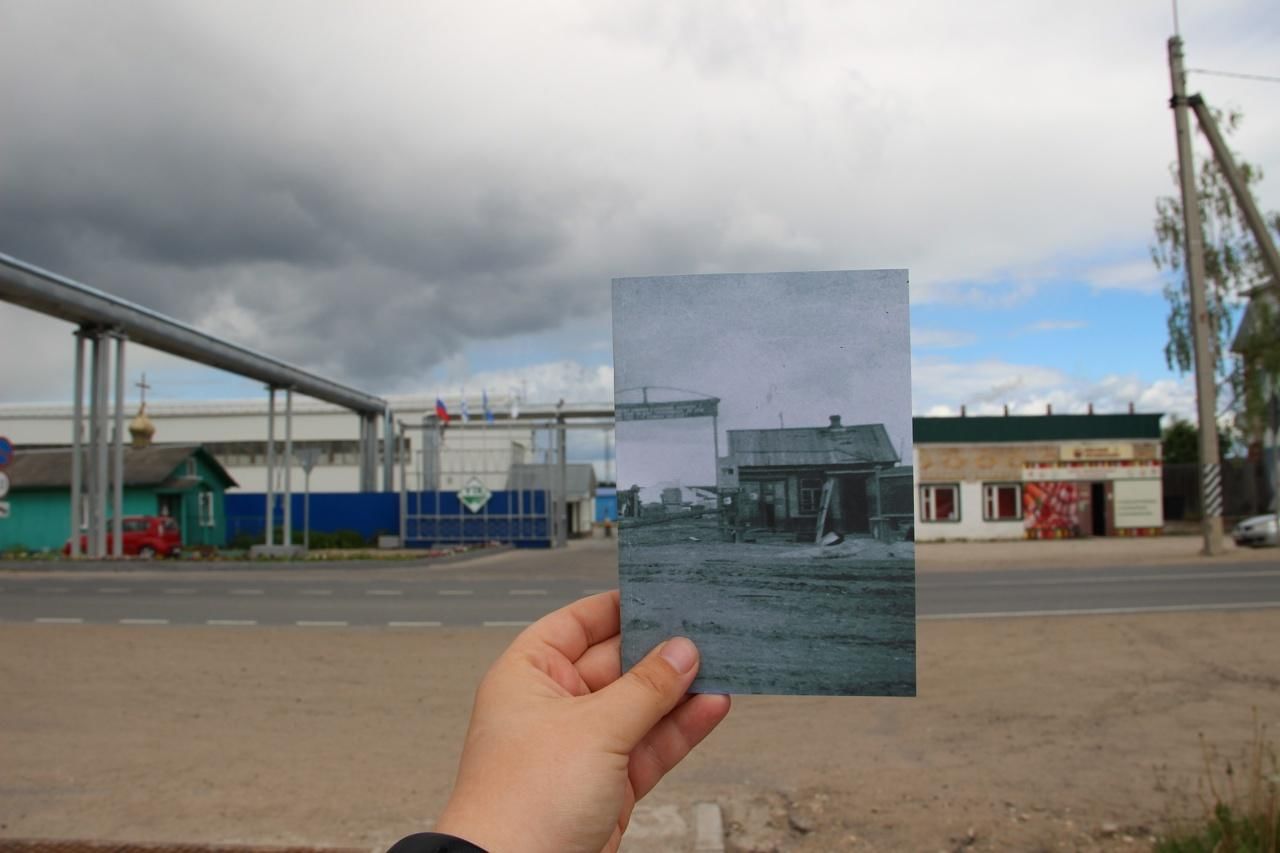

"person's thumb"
[590,636,701,750]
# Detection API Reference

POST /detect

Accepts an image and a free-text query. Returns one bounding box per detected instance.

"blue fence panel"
[225,491,551,548]
[595,488,618,522]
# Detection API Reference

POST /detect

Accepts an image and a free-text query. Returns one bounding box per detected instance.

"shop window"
[983,483,1022,521]
[798,478,823,513]
[920,484,959,522]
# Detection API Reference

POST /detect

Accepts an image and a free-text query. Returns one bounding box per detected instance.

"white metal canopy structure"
[0,252,393,557]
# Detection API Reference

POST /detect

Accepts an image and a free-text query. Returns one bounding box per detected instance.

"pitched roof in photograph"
[913,413,1162,444]
[5,445,237,490]
[728,422,898,468]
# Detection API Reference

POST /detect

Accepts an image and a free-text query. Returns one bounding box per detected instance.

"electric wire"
[1186,68,1280,85]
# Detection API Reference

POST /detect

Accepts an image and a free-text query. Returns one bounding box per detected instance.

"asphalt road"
[0,548,1277,627]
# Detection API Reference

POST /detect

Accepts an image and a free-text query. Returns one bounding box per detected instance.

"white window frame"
[920,484,960,522]
[983,483,1023,522]
[198,492,216,528]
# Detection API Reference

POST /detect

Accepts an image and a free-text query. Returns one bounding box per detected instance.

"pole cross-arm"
[1187,95,1280,298]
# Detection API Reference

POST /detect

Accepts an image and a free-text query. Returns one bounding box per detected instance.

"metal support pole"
[112,334,126,558]
[69,331,86,558]
[1169,36,1226,555]
[86,331,103,558]
[399,421,408,546]
[265,387,276,546]
[383,409,396,492]
[94,331,109,558]
[368,414,379,492]
[557,418,568,547]
[283,387,293,548]
[1188,96,1280,297]
[304,469,311,551]
[356,415,367,492]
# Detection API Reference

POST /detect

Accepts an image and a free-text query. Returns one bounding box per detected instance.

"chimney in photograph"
[828,414,842,428]
[1003,404,1009,416]
[1128,401,1135,414]
[960,405,967,417]
[1088,402,1094,415]
[1046,403,1053,415]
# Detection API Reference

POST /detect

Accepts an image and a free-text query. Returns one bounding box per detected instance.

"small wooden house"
[0,445,237,553]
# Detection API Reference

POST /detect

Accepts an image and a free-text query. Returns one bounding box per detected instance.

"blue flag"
[483,389,495,423]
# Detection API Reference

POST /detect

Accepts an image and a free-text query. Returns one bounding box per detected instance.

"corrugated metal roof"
[728,423,898,468]
[913,414,1162,444]
[5,445,237,490]
[506,463,598,498]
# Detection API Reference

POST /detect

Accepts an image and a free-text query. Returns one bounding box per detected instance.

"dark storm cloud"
[0,1,617,387]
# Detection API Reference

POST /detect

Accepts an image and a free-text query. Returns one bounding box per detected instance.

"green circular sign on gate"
[459,476,492,513]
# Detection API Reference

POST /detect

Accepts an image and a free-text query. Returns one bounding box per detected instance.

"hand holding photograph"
[612,270,915,696]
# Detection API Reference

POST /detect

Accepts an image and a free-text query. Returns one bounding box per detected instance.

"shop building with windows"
[717,415,913,542]
[913,412,1164,541]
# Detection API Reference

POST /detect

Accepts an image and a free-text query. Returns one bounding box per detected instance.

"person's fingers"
[574,633,622,692]
[628,693,732,800]
[587,636,701,750]
[512,589,620,662]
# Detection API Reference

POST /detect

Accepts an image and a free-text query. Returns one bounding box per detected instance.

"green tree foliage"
[1161,416,1235,462]
[1152,108,1280,439]
[1162,418,1200,464]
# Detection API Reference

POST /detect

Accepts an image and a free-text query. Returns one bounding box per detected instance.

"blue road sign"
[0,436,12,469]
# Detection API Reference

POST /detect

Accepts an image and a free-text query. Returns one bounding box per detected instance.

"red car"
[64,515,182,558]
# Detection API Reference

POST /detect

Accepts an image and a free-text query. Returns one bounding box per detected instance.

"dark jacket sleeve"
[387,831,488,853]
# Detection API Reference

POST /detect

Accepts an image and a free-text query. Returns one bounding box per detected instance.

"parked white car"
[1232,513,1279,547]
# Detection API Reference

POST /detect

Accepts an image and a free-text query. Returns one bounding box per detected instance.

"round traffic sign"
[0,436,12,469]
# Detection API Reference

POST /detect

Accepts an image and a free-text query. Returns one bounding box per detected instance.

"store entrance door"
[1090,482,1107,536]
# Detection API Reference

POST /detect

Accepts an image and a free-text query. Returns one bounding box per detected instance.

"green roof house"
[0,445,237,554]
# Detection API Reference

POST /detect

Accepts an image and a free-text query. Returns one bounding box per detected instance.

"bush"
[1158,716,1279,853]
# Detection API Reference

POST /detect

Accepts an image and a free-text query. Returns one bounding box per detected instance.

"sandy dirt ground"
[2,607,1278,852]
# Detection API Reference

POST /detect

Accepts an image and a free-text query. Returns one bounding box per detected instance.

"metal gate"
[398,418,567,548]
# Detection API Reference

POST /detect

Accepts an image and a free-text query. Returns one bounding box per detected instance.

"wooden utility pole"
[1168,35,1226,555]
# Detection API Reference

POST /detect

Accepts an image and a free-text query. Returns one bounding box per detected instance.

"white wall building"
[0,396,610,494]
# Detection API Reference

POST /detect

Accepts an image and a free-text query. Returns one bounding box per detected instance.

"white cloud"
[912,356,1196,421]
[1023,320,1087,333]
[1085,260,1165,294]
[911,328,977,349]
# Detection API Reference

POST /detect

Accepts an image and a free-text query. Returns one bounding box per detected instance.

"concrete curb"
[693,802,725,852]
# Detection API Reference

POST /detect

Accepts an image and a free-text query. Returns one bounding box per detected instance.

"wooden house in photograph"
[717,415,911,543]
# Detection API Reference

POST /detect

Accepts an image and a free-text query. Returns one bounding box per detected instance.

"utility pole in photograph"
[1167,34,1225,555]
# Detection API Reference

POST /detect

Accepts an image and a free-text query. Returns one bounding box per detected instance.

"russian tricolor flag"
[435,397,449,424]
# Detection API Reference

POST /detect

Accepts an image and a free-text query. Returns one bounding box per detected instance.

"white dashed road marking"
[388,621,443,628]
[207,619,258,626]
[366,589,404,596]
[439,589,473,596]
[508,589,547,596]
[296,620,349,627]
[35,617,84,624]
[120,618,170,625]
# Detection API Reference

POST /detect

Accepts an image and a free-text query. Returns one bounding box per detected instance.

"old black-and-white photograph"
[613,270,915,696]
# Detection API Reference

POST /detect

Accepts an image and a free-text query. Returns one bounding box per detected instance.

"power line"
[1187,68,1280,85]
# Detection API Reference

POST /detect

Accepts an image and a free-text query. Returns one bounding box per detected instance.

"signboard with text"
[616,398,719,421]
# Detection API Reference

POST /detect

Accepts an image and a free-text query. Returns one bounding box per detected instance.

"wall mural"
[1023,481,1082,538]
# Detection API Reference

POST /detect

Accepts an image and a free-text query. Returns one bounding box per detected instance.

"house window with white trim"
[983,483,1022,521]
[920,484,959,522]
[198,492,216,528]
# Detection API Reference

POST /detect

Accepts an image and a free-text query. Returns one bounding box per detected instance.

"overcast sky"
[614,270,910,489]
[1,1,1277,424]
